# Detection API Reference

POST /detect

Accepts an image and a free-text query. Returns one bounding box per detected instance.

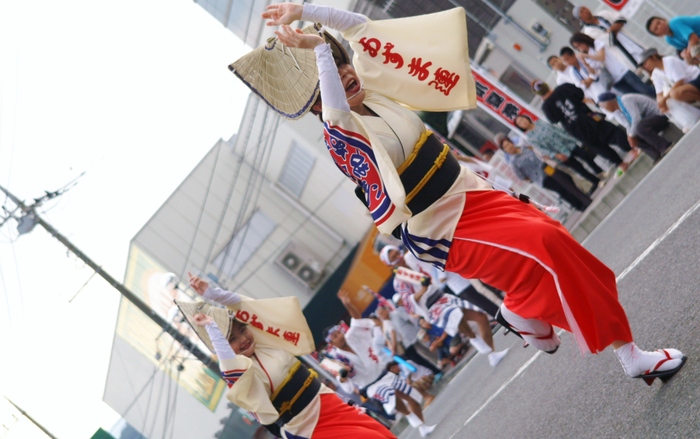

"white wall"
[104,335,231,439]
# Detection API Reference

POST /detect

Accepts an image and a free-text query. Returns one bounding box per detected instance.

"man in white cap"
[574,5,646,69]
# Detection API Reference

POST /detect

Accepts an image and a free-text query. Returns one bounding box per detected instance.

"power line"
[201,99,260,281]
[0,183,221,376]
[216,110,279,282]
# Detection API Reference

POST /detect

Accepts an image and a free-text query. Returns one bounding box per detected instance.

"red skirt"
[443,190,633,354]
[312,394,396,439]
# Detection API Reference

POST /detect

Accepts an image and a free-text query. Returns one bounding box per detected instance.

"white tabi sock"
[406,412,424,428]
[469,335,493,355]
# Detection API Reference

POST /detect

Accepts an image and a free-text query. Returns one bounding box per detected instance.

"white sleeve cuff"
[302,4,366,32]
[314,43,351,112]
[205,321,237,360]
[203,286,242,306]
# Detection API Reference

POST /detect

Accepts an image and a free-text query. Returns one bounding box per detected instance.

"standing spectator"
[597,92,672,162]
[560,47,609,102]
[570,33,656,97]
[534,80,632,169]
[515,114,605,187]
[646,16,700,61]
[495,134,592,211]
[547,55,575,85]
[574,5,645,67]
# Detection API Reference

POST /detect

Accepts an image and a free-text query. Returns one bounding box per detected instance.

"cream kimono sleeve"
[340,7,476,112]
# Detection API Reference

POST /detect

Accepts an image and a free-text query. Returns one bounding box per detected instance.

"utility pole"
[4,397,59,439]
[0,183,220,375]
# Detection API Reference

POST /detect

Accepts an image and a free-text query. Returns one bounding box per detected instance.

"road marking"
[458,350,543,430]
[616,197,700,282]
[451,198,700,434]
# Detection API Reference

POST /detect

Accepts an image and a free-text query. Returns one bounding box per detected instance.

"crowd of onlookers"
[489,7,700,213]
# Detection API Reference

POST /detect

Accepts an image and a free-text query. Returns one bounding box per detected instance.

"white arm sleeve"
[203,286,242,307]
[314,43,351,112]
[205,321,237,361]
[301,4,367,32]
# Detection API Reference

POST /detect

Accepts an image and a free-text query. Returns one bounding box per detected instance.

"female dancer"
[178,274,395,438]
[249,3,685,385]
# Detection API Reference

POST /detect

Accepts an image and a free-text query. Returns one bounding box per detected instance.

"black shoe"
[495,309,523,340]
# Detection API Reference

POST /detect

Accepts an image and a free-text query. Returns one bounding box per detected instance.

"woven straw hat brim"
[175,300,234,354]
[229,23,350,120]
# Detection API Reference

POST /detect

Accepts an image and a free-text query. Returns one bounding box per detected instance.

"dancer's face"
[337,63,365,108]
[328,328,346,348]
[387,248,402,265]
[229,320,256,357]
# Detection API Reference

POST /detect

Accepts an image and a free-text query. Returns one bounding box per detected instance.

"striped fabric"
[222,369,246,388]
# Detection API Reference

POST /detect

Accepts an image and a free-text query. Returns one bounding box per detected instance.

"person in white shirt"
[639,47,700,131]
[641,48,700,108]
[559,46,608,102]
[574,5,645,69]
[547,55,575,86]
[571,32,656,98]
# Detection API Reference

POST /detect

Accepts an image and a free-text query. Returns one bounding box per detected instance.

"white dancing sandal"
[615,343,687,386]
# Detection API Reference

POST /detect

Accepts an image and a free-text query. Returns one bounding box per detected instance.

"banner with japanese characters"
[342,7,477,112]
[470,65,541,128]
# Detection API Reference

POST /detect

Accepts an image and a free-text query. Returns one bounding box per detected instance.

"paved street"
[399,125,700,439]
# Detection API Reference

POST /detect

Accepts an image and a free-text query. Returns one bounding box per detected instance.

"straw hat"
[229,23,350,120]
[175,300,235,354]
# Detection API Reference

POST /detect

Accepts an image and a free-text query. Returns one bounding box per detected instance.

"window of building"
[212,210,277,279]
[499,65,536,103]
[277,141,316,198]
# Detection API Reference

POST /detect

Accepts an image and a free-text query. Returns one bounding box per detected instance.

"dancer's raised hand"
[275,25,324,50]
[262,3,303,26]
